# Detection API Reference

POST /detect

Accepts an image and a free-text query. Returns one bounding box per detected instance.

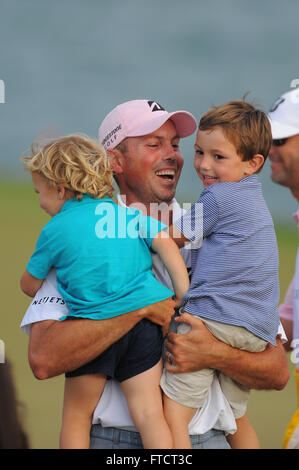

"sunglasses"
[272,138,288,147]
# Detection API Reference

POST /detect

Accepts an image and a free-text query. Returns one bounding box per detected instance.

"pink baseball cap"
[98,99,197,150]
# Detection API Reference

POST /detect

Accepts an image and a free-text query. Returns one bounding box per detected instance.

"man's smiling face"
[269,134,299,192]
[115,119,184,205]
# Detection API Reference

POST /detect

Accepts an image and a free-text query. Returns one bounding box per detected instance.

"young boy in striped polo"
[160,100,280,448]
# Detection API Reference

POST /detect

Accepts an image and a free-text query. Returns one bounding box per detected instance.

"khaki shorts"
[160,316,267,419]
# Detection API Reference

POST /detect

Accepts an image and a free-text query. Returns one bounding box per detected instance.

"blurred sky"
[0,0,299,223]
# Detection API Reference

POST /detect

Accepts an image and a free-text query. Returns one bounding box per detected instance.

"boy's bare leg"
[60,373,106,449]
[120,359,173,449]
[163,394,196,449]
[226,413,261,449]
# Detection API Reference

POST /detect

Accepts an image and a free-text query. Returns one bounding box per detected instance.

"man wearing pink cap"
[268,87,299,449]
[21,99,289,449]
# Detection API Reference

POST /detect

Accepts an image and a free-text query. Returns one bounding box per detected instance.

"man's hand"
[165,312,219,372]
[164,312,289,390]
[142,297,176,337]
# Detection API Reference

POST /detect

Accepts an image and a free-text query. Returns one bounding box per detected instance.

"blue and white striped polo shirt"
[175,175,280,346]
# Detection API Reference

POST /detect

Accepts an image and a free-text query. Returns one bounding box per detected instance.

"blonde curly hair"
[21,134,114,200]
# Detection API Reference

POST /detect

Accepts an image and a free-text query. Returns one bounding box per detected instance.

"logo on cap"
[102,124,122,148]
[269,97,285,113]
[147,101,165,112]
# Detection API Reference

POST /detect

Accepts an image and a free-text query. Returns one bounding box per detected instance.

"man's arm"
[29,297,175,380]
[165,313,289,391]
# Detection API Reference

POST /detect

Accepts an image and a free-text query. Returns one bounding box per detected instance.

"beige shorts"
[160,316,267,419]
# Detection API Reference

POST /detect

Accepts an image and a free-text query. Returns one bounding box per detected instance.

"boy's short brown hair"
[199,100,272,171]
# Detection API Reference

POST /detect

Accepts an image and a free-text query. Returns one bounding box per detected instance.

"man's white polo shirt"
[20,196,239,435]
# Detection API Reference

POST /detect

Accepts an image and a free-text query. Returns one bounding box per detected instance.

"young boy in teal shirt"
[21,134,189,449]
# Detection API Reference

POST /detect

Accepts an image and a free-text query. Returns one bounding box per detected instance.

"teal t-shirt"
[26,195,173,320]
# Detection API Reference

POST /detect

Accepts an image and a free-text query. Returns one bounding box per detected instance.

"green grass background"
[1,181,298,449]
